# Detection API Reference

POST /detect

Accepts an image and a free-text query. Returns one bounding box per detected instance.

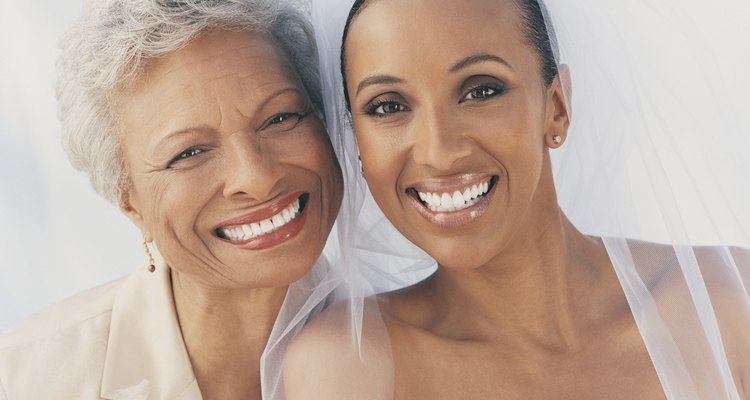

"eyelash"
[168,147,207,167]
[269,112,302,126]
[461,83,505,102]
[165,110,309,168]
[364,99,409,118]
[363,82,505,118]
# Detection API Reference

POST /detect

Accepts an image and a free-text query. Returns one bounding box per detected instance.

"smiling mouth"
[215,193,308,242]
[407,176,498,213]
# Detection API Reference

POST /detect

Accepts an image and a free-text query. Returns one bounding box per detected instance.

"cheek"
[276,126,344,215]
[355,133,409,229]
[136,169,216,239]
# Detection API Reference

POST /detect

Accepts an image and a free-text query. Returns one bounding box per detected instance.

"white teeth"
[416,178,492,213]
[217,197,303,242]
[452,191,465,207]
[440,193,452,209]
[242,225,253,237]
[260,220,273,233]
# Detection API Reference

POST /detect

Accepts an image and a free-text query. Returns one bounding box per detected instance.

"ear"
[545,64,572,148]
[119,188,152,242]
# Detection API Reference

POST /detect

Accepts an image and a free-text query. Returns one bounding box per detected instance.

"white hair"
[57,0,323,203]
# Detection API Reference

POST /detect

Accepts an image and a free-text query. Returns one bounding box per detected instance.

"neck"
[172,271,287,400]
[426,210,613,354]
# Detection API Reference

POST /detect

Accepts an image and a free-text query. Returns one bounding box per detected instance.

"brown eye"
[465,86,497,100]
[366,100,409,117]
[269,112,303,126]
[378,103,402,114]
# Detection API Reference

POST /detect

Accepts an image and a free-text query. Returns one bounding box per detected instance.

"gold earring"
[552,135,562,145]
[142,239,155,272]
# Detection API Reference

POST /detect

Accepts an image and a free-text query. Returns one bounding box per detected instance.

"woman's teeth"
[417,179,490,213]
[218,198,301,242]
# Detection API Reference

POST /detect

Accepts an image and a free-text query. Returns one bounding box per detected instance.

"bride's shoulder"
[284,298,393,400]
[615,239,749,289]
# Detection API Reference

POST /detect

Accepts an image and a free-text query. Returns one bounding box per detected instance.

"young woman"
[285,0,750,398]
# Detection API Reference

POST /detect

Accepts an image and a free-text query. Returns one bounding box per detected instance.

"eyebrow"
[157,86,303,145]
[355,75,405,96]
[449,53,513,73]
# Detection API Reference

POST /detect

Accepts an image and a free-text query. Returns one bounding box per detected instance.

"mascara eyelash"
[463,83,505,101]
[364,98,408,118]
[364,98,392,116]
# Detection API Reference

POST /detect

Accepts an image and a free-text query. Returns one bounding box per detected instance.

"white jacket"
[0,263,202,400]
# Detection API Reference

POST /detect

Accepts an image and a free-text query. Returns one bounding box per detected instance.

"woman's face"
[119,30,343,288]
[345,0,569,269]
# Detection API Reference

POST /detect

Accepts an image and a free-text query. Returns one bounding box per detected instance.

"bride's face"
[344,0,569,269]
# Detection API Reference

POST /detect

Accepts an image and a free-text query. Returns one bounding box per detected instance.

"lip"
[213,192,305,229]
[213,192,309,251]
[408,173,495,193]
[407,175,498,229]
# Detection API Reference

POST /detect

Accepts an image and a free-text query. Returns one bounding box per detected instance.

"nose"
[221,135,281,200]
[410,107,472,171]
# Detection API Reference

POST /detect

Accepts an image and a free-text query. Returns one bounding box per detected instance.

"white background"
[0,1,142,332]
[1,0,748,332]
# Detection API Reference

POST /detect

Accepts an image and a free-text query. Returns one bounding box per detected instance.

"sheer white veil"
[305,0,750,398]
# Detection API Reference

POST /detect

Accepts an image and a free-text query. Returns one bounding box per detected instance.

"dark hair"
[340,0,559,111]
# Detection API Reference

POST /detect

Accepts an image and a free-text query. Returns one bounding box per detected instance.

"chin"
[233,257,318,289]
[433,252,491,270]
[414,236,496,270]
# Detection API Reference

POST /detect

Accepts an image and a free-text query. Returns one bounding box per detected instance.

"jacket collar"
[100,260,202,400]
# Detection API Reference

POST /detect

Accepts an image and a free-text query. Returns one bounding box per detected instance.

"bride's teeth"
[440,193,452,209]
[452,191,465,207]
[415,178,493,213]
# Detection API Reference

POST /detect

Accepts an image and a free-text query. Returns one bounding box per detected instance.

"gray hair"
[57,0,323,203]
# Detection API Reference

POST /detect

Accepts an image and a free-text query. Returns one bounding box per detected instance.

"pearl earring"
[142,239,155,272]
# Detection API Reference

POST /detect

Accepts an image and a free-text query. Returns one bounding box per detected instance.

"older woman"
[0,0,342,399]
[285,0,750,398]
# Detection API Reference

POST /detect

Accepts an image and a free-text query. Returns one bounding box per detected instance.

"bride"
[284,0,750,399]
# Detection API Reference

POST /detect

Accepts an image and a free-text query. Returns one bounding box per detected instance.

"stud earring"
[142,239,155,273]
[552,135,562,145]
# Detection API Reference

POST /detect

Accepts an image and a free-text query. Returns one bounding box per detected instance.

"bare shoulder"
[284,298,394,400]
[624,240,750,391]
[621,239,748,292]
